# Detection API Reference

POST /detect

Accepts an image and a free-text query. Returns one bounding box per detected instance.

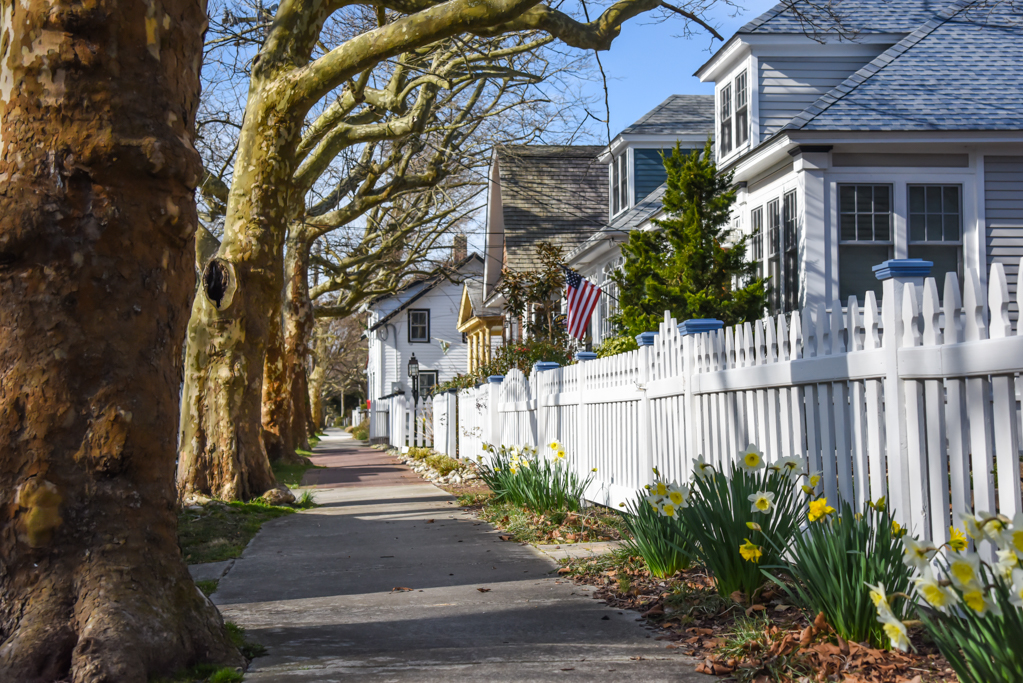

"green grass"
[196,580,219,596]
[271,458,323,489]
[476,497,628,545]
[152,664,243,683]
[178,501,295,564]
[226,622,267,660]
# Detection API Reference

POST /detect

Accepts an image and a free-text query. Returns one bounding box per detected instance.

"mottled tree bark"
[261,305,294,463]
[0,0,242,680]
[283,238,315,452]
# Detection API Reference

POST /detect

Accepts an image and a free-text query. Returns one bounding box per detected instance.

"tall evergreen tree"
[611,141,767,338]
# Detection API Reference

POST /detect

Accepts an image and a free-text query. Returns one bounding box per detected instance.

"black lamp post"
[407,353,420,406]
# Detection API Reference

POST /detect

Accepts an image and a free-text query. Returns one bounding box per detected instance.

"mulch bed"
[562,556,958,683]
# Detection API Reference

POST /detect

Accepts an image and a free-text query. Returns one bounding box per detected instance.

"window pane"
[857,186,873,213]
[927,214,943,241]
[840,214,857,241]
[875,213,891,242]
[926,186,942,213]
[943,186,959,214]
[857,214,873,241]
[909,186,925,213]
[874,186,891,213]
[840,186,856,213]
[735,108,748,146]
[908,244,960,288]
[840,244,891,303]
[909,214,926,242]
[945,213,961,241]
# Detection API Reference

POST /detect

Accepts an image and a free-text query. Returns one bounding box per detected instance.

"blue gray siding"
[985,156,1023,315]
[634,148,669,203]
[758,54,885,138]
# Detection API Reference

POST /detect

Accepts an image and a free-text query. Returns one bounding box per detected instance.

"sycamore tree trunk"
[176,80,299,500]
[0,0,242,680]
[260,304,295,463]
[309,358,326,432]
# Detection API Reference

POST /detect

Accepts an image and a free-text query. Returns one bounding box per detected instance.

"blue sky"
[581,0,778,139]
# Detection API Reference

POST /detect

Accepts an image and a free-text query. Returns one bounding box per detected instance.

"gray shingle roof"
[740,0,941,35]
[619,95,715,136]
[611,183,666,231]
[496,145,608,273]
[786,1,1023,131]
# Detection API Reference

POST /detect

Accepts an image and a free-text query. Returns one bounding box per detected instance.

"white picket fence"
[452,262,1023,544]
[369,394,434,449]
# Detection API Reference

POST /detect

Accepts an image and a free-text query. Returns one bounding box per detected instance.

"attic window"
[734,71,749,147]
[609,152,629,216]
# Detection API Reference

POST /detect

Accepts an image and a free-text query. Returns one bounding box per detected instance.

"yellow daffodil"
[903,537,938,571]
[555,449,566,460]
[661,503,677,518]
[746,521,762,531]
[748,491,776,514]
[739,538,762,563]
[807,497,835,522]
[915,567,958,612]
[591,467,598,472]
[948,526,968,552]
[872,496,887,511]
[738,444,765,472]
[948,551,981,589]
[801,484,814,495]
[891,520,906,538]
[549,440,561,451]
[692,455,714,480]
[654,481,668,497]
[809,472,822,488]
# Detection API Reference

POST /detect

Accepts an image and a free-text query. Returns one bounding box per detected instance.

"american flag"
[563,267,602,340]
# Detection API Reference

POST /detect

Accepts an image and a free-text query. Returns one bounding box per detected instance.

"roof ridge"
[784,0,975,131]
[737,1,791,33]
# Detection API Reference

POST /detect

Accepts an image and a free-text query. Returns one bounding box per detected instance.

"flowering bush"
[676,445,804,599]
[872,512,1023,681]
[765,496,913,649]
[476,442,593,513]
[619,470,693,578]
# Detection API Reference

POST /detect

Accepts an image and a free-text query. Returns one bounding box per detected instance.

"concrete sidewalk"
[214,430,710,682]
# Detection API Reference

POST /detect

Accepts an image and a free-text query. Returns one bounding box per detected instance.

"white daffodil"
[865,581,891,613]
[876,610,911,652]
[947,550,982,590]
[983,513,1012,546]
[776,455,805,478]
[1010,568,1023,609]
[995,549,1020,581]
[1007,513,1023,558]
[903,537,938,571]
[661,502,677,518]
[646,495,663,511]
[748,491,776,514]
[914,566,959,612]
[692,455,714,480]
[961,512,985,541]
[961,583,1002,617]
[738,444,765,472]
[667,484,689,509]
[549,440,561,451]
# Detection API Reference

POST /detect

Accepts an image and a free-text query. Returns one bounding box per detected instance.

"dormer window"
[719,83,733,156]
[609,152,629,216]
[719,70,749,157]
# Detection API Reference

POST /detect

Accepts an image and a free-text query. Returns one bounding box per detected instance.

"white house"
[696,0,1023,314]
[364,253,484,402]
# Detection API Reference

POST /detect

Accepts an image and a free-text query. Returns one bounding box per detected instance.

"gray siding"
[985,156,1023,317]
[634,148,669,203]
[758,54,885,138]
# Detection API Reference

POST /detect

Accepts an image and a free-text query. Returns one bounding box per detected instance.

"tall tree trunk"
[176,83,299,500]
[0,0,242,680]
[283,236,315,452]
[308,326,327,431]
[260,304,294,463]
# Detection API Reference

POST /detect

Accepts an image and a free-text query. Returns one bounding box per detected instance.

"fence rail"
[449,261,1023,544]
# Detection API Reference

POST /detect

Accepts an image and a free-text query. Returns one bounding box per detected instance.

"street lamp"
[407,353,420,406]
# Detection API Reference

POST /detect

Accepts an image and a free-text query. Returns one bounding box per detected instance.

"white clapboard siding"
[451,263,1023,535]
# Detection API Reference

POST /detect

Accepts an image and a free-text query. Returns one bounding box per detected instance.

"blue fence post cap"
[575,351,598,362]
[534,361,561,372]
[872,259,933,280]
[487,375,505,384]
[635,331,659,347]
[677,319,725,336]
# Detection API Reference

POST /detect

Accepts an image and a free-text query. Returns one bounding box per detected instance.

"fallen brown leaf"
[477,587,491,592]
[391,587,412,592]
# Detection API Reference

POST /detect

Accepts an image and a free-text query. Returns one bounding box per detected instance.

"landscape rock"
[262,485,296,506]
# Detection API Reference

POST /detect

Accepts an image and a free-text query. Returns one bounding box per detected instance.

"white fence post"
[574,351,596,499]
[636,332,657,487]
[877,259,930,531]
[678,319,724,470]
[485,375,503,449]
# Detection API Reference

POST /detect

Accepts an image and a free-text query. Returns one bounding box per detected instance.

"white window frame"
[408,309,430,343]
[717,60,753,162]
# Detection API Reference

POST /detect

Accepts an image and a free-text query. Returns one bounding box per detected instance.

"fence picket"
[942,272,971,526]
[988,263,1023,518]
